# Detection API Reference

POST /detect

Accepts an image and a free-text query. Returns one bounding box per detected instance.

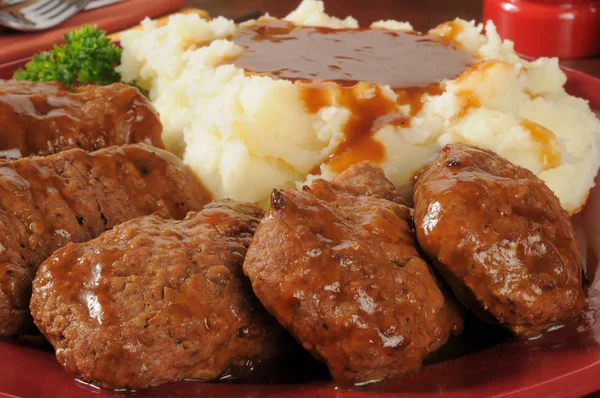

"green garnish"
[14,25,122,86]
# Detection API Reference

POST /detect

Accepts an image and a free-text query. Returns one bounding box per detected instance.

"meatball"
[30,200,287,390]
[413,143,584,338]
[243,162,463,385]
[0,144,211,336]
[0,80,164,158]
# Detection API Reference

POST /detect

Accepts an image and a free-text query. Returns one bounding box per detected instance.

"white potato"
[119,0,600,214]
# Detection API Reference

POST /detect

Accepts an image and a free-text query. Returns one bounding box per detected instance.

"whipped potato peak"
[118,0,600,213]
[284,0,358,28]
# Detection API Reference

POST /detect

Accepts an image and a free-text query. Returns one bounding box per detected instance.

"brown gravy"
[301,82,409,174]
[432,21,465,48]
[521,120,562,171]
[231,20,474,173]
[454,89,481,118]
[232,20,472,88]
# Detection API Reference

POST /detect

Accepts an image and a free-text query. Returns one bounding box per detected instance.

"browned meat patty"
[0,144,211,336]
[413,143,584,338]
[0,80,164,158]
[31,200,288,390]
[243,162,463,385]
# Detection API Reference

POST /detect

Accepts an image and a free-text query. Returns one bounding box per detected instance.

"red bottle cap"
[483,0,600,59]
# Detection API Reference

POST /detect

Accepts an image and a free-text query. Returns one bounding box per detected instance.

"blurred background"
[193,0,482,31]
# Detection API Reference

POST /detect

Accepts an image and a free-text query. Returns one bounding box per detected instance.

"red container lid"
[483,0,600,59]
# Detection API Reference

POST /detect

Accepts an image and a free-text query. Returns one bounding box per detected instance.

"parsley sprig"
[14,25,122,86]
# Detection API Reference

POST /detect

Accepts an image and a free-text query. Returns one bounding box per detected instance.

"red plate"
[1,61,600,398]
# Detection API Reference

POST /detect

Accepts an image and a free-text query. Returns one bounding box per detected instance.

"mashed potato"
[119,0,600,213]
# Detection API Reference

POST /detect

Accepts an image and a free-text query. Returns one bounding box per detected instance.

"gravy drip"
[432,21,465,47]
[232,20,474,173]
[302,82,409,174]
[521,120,562,171]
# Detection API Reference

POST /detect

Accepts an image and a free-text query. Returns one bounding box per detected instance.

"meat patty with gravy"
[0,144,211,336]
[0,80,164,158]
[31,200,285,390]
[243,162,463,385]
[413,143,584,338]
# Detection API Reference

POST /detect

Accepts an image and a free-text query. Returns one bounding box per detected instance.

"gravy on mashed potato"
[118,0,600,214]
[232,20,474,174]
